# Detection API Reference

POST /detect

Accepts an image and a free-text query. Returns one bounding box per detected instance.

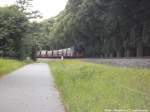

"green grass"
[49,60,150,112]
[0,58,26,77]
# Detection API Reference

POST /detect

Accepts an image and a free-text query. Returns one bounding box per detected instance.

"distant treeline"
[41,0,150,57]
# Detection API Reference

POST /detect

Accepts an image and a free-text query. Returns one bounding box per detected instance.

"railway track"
[38,57,150,69]
[82,58,150,69]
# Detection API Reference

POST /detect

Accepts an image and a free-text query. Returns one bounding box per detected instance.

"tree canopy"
[0,0,42,60]
[0,6,29,59]
[1,0,150,59]
[40,0,150,57]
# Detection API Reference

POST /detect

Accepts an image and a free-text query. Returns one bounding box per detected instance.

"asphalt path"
[0,63,65,112]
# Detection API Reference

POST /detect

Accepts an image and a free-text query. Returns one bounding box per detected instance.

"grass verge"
[49,60,150,112]
[0,58,26,77]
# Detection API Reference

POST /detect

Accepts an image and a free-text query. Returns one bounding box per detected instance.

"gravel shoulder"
[82,58,150,69]
[0,63,65,112]
[38,58,150,69]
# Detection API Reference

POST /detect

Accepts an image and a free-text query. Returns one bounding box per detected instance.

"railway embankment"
[82,58,150,69]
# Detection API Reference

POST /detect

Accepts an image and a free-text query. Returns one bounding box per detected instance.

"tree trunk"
[117,51,121,58]
[104,54,108,58]
[109,53,113,58]
[126,49,130,57]
[137,45,143,57]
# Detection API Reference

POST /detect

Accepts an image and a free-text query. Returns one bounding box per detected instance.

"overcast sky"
[0,0,68,20]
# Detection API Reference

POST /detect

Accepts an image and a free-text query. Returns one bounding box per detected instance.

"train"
[37,47,83,58]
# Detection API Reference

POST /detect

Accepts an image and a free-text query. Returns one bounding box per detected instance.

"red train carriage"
[37,47,83,58]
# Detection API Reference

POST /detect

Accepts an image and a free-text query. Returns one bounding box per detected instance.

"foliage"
[0,1,42,60]
[49,60,150,112]
[42,0,150,57]
[1,0,150,59]
[0,6,29,59]
[16,0,42,20]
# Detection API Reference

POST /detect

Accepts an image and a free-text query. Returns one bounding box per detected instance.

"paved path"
[0,63,65,112]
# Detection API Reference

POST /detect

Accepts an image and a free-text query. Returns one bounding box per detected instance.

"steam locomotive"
[37,47,83,58]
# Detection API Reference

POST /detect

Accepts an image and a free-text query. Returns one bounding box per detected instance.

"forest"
[0,0,42,60]
[1,0,150,59]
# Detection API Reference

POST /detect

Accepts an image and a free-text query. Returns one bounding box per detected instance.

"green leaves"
[16,0,42,19]
[0,6,29,59]
[44,0,150,57]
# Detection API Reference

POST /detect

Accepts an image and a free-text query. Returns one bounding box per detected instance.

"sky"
[0,0,68,21]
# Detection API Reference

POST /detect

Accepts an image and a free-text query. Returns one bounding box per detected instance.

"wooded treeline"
[0,0,42,60]
[42,0,150,57]
[1,0,150,59]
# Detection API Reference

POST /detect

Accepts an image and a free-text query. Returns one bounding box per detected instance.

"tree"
[35,0,150,57]
[0,5,29,59]
[16,0,42,20]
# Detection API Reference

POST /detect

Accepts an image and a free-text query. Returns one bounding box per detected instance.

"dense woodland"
[41,0,150,57]
[1,0,150,59]
[0,0,41,60]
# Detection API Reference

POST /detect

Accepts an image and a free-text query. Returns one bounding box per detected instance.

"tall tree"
[0,6,29,59]
[16,0,42,19]
[38,0,150,57]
